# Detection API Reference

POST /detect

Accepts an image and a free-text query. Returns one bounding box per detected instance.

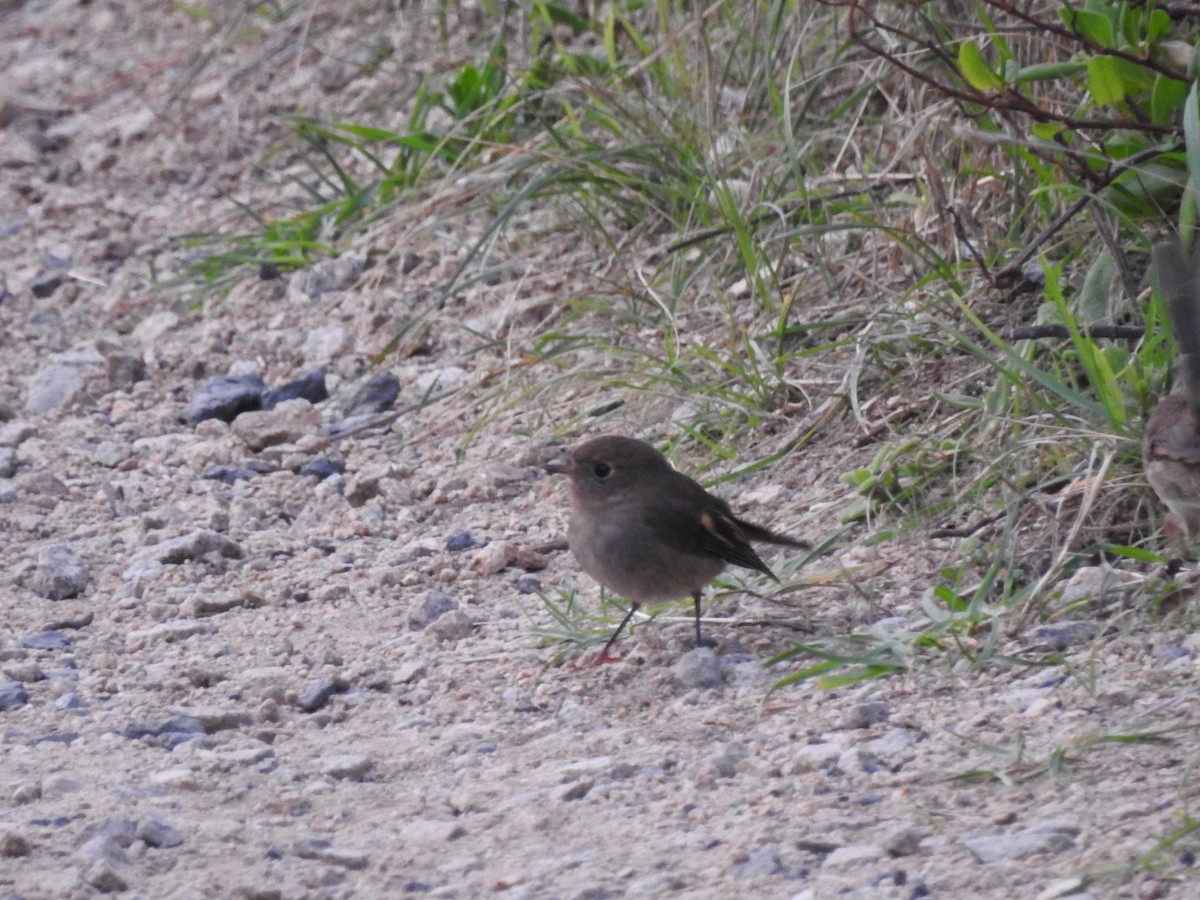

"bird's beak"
[543,456,573,476]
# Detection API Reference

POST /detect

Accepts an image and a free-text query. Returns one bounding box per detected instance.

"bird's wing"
[634,477,779,579]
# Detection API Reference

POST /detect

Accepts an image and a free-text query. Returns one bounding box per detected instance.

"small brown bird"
[1144,236,1200,541]
[544,435,806,664]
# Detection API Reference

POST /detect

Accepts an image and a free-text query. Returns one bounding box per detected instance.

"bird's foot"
[588,648,624,667]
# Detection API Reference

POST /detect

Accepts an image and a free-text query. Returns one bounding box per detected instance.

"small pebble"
[22,630,70,651]
[295,680,347,713]
[445,529,476,551]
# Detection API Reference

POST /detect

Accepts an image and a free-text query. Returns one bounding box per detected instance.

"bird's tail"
[1154,236,1200,431]
[733,517,809,549]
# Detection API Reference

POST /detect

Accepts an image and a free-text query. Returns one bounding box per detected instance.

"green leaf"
[934,585,968,611]
[1013,60,1088,83]
[1031,122,1066,141]
[958,41,1003,91]
[1183,81,1200,232]
[533,1,592,33]
[1106,544,1168,563]
[1078,251,1117,324]
[1152,74,1189,126]
[1106,160,1187,217]
[1087,55,1126,107]
[1147,9,1172,45]
[816,665,903,690]
[330,124,403,142]
[1062,8,1115,47]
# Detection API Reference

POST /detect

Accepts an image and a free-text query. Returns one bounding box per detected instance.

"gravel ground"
[1,3,1198,899]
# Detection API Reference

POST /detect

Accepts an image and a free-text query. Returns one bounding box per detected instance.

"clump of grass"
[186,1,1200,700]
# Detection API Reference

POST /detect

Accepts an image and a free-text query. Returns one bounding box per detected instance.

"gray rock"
[92,440,132,468]
[866,615,911,635]
[340,371,400,417]
[30,271,63,298]
[397,819,467,844]
[567,887,613,900]
[559,779,593,801]
[261,370,328,409]
[167,705,253,733]
[0,133,40,166]
[298,457,344,480]
[821,842,885,869]
[786,736,851,773]
[0,681,29,711]
[121,716,206,746]
[180,374,265,425]
[216,746,274,766]
[2,661,43,682]
[95,337,145,381]
[845,700,891,729]
[426,609,474,642]
[292,836,370,869]
[137,818,184,848]
[1031,622,1098,651]
[1057,565,1139,605]
[344,468,386,507]
[24,364,84,414]
[701,741,746,779]
[130,311,179,346]
[962,822,1081,863]
[445,529,476,551]
[882,825,927,857]
[400,251,423,274]
[395,660,428,684]
[863,727,914,760]
[321,754,373,781]
[76,834,131,893]
[122,529,244,581]
[31,545,90,599]
[290,254,364,300]
[41,771,83,799]
[201,465,258,484]
[408,590,457,629]
[0,420,36,448]
[414,366,469,394]
[558,756,614,780]
[230,398,319,450]
[80,817,137,848]
[21,470,68,504]
[30,628,74,651]
[103,347,147,389]
[730,844,786,878]
[301,326,348,365]
[126,620,212,644]
[11,782,41,804]
[55,691,88,710]
[673,647,725,689]
[186,592,245,617]
[254,698,281,723]
[296,679,347,713]
[1035,877,1089,900]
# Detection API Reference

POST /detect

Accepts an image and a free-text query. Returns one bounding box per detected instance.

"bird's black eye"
[593,462,612,479]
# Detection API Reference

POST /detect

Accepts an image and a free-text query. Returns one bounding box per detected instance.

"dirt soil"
[1,3,1197,899]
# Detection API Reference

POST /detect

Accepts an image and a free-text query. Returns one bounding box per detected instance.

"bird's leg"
[693,591,718,648]
[591,604,639,666]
